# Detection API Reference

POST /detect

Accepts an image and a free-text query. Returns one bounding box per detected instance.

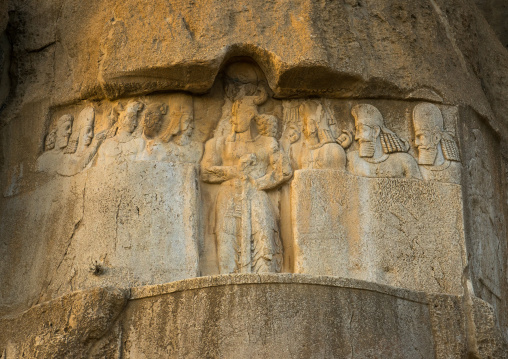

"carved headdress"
[351,104,410,153]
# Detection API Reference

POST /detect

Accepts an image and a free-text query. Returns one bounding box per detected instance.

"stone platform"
[0,274,505,358]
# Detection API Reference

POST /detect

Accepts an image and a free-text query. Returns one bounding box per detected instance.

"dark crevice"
[27,41,56,54]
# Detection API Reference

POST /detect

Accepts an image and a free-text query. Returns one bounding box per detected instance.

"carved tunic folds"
[201,133,291,274]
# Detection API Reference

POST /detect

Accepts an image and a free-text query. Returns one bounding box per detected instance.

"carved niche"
[31,60,468,298]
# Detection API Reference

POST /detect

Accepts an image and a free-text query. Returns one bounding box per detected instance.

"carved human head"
[413,103,443,165]
[351,104,383,157]
[143,103,167,138]
[55,114,74,149]
[164,95,194,144]
[118,101,144,133]
[256,114,279,137]
[288,125,301,144]
[64,107,95,154]
[224,62,267,102]
[79,107,95,146]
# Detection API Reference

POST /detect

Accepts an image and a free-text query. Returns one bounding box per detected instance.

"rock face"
[1,0,508,357]
[1,275,507,359]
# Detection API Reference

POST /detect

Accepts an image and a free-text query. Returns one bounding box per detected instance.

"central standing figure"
[201,63,292,274]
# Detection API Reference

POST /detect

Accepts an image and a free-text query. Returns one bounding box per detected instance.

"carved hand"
[337,130,353,149]
[206,166,238,181]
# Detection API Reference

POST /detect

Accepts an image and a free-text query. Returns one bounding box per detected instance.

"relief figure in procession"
[95,101,145,166]
[347,104,422,179]
[36,114,74,174]
[412,102,461,184]
[291,100,348,170]
[58,107,107,176]
[140,94,202,164]
[201,63,292,274]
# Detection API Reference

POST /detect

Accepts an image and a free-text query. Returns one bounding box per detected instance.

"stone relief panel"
[413,103,461,184]
[289,100,349,170]
[347,103,421,179]
[200,63,292,274]
[0,60,475,311]
[291,170,467,295]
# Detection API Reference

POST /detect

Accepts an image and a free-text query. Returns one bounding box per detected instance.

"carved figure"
[95,101,145,166]
[292,100,347,170]
[347,104,422,179]
[412,103,461,184]
[139,95,202,163]
[58,107,106,176]
[143,103,167,139]
[36,114,73,173]
[201,64,292,274]
[138,103,168,161]
[159,95,202,163]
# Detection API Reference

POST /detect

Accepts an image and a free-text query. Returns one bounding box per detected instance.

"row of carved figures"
[198,67,461,274]
[286,100,461,184]
[37,94,201,176]
[37,98,461,184]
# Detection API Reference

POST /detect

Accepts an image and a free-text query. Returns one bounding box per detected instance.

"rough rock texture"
[474,0,508,48]
[291,170,467,295]
[1,275,506,358]
[2,0,508,135]
[1,0,508,356]
[0,287,127,359]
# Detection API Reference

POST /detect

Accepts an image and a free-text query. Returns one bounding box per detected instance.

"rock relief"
[200,63,292,274]
[412,102,461,184]
[29,60,470,295]
[95,100,145,166]
[347,103,423,179]
[289,100,349,170]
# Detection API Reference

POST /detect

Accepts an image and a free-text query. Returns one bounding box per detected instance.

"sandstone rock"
[1,0,508,356]
[0,287,127,359]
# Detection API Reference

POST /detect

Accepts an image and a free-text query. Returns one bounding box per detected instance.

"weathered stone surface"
[0,287,127,359]
[291,170,467,295]
[1,0,508,355]
[0,162,200,310]
[2,275,505,358]
[474,0,508,48]
[2,0,508,137]
[459,107,508,340]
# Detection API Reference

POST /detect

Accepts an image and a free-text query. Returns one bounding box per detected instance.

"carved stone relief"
[347,104,422,179]
[201,63,291,274]
[95,100,145,166]
[18,61,470,302]
[36,114,74,174]
[413,102,461,184]
[290,100,348,170]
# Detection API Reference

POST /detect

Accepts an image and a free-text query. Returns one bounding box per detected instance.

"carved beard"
[359,140,375,158]
[56,135,70,149]
[418,146,438,165]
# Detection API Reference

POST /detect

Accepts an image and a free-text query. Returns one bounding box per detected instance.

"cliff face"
[475,0,508,48]
[0,1,507,357]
